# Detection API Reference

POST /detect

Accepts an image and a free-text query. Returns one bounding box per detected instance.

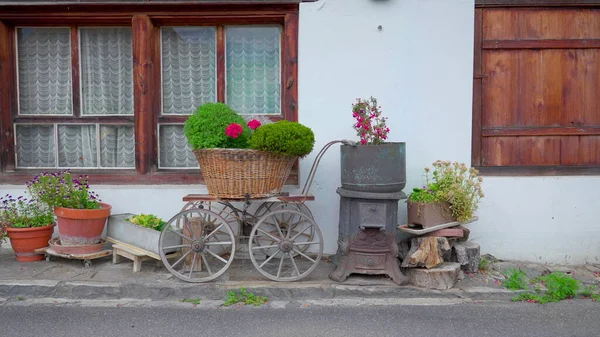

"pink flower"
[361,139,367,145]
[247,119,262,130]
[225,123,243,138]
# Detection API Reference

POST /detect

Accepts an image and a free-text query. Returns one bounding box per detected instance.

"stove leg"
[328,255,350,282]
[387,258,409,285]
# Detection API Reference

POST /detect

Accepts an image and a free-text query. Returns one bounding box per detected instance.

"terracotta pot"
[54,202,111,246]
[49,237,106,255]
[407,200,455,228]
[5,224,56,262]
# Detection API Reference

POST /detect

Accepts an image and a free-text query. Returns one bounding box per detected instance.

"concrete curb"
[0,279,518,302]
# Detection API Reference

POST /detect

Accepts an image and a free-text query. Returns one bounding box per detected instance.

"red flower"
[247,119,262,130]
[225,123,243,138]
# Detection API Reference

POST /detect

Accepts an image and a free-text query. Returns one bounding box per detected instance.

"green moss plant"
[249,120,315,158]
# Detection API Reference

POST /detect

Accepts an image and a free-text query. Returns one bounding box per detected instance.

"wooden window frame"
[472,1,600,176]
[0,3,299,184]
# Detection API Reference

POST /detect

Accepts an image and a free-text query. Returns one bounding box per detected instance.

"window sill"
[476,166,600,176]
[0,169,300,186]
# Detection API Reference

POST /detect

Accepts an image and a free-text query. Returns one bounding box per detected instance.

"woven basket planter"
[194,148,296,198]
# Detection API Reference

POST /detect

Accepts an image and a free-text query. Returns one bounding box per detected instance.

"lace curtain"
[16,27,135,168]
[159,125,198,168]
[80,27,133,115]
[17,28,72,115]
[16,124,135,168]
[161,27,216,115]
[226,26,281,115]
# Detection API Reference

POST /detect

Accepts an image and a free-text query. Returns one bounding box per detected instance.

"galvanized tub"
[106,213,181,257]
[340,142,406,193]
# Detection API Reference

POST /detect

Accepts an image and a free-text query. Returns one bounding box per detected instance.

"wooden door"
[473,6,600,172]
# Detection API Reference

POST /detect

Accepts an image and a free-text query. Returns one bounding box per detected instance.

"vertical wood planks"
[0,21,15,172]
[282,12,298,122]
[132,15,155,174]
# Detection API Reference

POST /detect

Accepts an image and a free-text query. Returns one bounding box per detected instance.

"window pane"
[15,125,56,167]
[17,28,72,115]
[161,27,216,115]
[159,125,198,168]
[226,26,281,115]
[100,125,135,168]
[80,27,133,115]
[57,125,98,167]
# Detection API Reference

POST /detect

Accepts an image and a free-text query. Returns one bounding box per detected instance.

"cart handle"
[301,140,356,197]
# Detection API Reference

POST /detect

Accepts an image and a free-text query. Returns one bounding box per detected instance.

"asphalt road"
[2,300,600,337]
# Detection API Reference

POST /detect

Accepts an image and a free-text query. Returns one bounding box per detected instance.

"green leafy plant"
[249,120,315,158]
[126,214,166,232]
[223,288,268,307]
[512,272,582,304]
[180,297,201,305]
[580,285,597,298]
[26,170,101,210]
[591,293,600,302]
[184,102,251,150]
[408,161,484,222]
[503,268,529,291]
[1,194,54,231]
[478,256,491,272]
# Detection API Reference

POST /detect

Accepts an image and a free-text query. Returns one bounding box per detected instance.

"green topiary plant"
[184,102,251,150]
[249,120,315,158]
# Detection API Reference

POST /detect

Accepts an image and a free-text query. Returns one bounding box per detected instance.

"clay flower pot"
[54,202,112,246]
[5,224,55,262]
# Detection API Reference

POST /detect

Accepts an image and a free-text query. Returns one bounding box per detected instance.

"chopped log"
[402,237,451,269]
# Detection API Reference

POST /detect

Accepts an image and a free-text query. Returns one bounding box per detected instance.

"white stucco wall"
[3,0,598,264]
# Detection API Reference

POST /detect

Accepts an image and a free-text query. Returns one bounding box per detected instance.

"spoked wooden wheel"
[159,208,236,283]
[248,209,323,282]
[252,202,315,257]
[181,201,241,251]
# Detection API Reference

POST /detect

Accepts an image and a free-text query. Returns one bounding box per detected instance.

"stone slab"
[453,241,480,273]
[406,262,460,290]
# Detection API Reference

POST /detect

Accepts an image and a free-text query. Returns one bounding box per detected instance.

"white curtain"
[100,125,135,168]
[226,26,281,115]
[15,125,56,168]
[17,28,72,115]
[80,27,133,115]
[159,125,198,168]
[161,27,216,115]
[57,125,97,167]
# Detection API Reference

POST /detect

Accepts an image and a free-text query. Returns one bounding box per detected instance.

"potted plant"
[106,213,181,258]
[185,102,315,198]
[407,161,484,228]
[0,194,55,262]
[26,171,111,251]
[340,97,406,193]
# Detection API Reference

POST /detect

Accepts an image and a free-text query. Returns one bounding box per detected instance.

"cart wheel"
[252,202,315,257]
[84,260,92,268]
[159,208,236,283]
[249,209,323,282]
[181,201,241,251]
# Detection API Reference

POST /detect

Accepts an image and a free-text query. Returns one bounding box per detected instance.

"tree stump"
[401,237,451,269]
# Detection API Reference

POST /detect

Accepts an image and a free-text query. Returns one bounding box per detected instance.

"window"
[0,3,299,184]
[472,5,600,175]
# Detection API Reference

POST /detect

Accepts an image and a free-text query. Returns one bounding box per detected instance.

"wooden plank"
[70,26,81,117]
[0,21,15,172]
[483,8,600,40]
[482,51,519,127]
[216,25,225,102]
[282,12,299,122]
[182,193,314,202]
[560,136,600,165]
[472,9,483,166]
[483,127,600,136]
[106,237,161,260]
[477,1,600,9]
[132,15,155,175]
[0,169,299,185]
[482,136,561,166]
[483,39,600,49]
[476,166,600,176]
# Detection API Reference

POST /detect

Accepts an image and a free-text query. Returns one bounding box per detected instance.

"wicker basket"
[194,148,296,198]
